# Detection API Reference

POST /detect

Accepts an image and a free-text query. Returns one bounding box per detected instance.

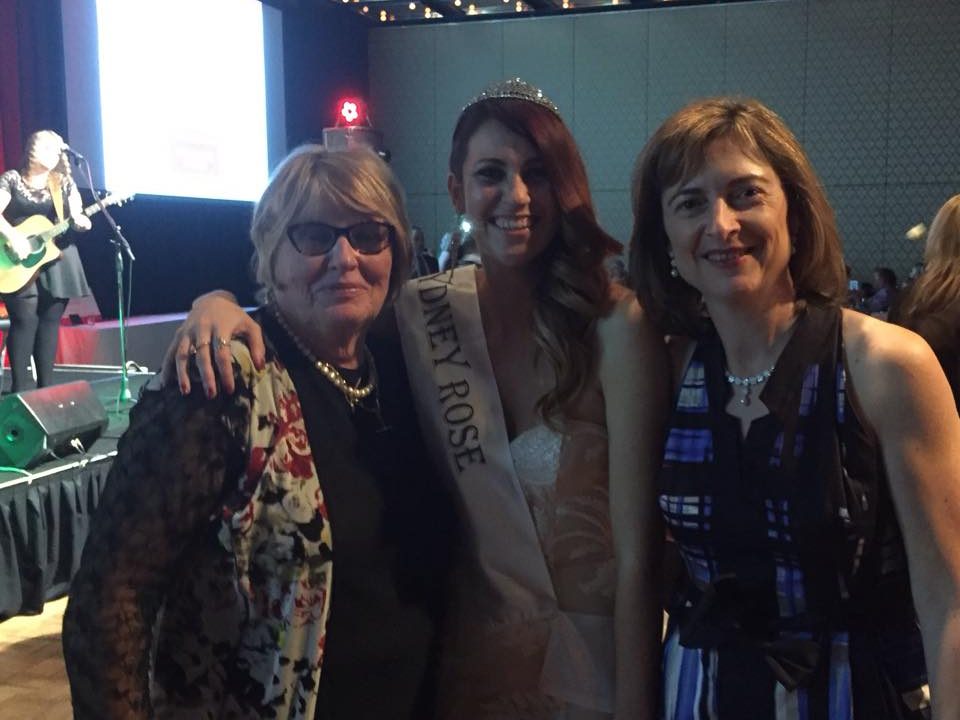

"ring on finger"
[195,339,212,350]
[214,336,232,350]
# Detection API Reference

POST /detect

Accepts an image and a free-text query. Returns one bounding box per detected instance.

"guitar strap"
[47,174,64,222]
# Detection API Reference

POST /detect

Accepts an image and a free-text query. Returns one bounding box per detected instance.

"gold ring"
[214,336,231,350]
[195,339,211,349]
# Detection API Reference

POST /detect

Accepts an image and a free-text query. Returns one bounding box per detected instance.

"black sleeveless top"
[659,304,928,719]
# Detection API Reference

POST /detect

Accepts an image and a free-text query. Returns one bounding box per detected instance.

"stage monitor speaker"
[0,381,109,469]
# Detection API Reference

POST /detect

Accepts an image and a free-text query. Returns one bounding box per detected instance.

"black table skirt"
[0,458,112,620]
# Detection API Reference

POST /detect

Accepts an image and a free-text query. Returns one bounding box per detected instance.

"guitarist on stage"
[0,129,92,392]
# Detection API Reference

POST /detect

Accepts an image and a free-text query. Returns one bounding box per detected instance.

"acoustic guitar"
[0,192,133,294]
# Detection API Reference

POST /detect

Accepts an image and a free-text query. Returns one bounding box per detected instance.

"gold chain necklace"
[270,305,376,410]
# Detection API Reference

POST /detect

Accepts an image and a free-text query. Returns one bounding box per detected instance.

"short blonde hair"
[629,97,846,336]
[250,145,412,302]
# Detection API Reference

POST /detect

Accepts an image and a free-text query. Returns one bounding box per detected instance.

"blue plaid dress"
[660,304,928,720]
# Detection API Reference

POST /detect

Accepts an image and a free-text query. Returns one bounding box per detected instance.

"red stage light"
[337,98,365,126]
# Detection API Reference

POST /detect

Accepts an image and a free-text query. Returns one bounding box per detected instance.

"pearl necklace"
[725,365,775,406]
[270,305,376,411]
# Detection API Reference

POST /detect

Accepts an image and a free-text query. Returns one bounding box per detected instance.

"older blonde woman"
[62,146,456,720]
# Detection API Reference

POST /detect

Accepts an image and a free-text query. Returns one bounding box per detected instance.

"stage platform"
[56,311,186,373]
[0,369,153,620]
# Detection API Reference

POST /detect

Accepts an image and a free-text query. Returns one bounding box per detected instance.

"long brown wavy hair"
[895,194,960,326]
[449,97,621,426]
[629,97,847,337]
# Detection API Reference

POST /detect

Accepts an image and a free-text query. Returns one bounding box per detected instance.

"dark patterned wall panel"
[724,0,807,140]
[826,184,886,280]
[804,0,891,186]
[503,17,575,120]
[647,5,726,131]
[369,27,437,195]
[573,11,649,192]
[883,183,960,276]
[433,21,505,191]
[405,193,441,251]
[368,0,960,280]
[434,193,461,249]
[593,189,634,251]
[887,0,960,184]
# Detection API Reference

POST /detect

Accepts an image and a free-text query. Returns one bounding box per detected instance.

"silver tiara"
[462,78,561,118]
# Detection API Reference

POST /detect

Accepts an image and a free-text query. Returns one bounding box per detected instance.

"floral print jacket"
[63,343,334,719]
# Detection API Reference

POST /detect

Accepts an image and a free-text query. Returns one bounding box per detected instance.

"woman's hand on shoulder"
[163,291,265,398]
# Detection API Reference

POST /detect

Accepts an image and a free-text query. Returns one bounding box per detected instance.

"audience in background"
[410,225,439,277]
[903,261,926,290]
[437,221,481,270]
[891,193,960,409]
[605,255,628,284]
[862,265,897,317]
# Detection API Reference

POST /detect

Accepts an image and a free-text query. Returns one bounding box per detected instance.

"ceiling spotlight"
[408,2,415,8]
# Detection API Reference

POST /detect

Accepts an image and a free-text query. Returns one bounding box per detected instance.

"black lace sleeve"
[62,379,249,719]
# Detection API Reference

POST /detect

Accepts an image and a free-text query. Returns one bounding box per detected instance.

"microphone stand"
[72,154,136,412]
[104,213,135,411]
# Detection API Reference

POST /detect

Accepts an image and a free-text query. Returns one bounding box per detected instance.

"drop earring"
[669,252,679,278]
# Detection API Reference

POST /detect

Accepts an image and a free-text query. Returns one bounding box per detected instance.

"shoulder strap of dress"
[831,305,884,607]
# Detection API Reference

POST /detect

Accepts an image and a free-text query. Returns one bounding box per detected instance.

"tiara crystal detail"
[462,78,561,118]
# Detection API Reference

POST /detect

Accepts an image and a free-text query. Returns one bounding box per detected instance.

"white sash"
[396,266,557,618]
[397,267,615,714]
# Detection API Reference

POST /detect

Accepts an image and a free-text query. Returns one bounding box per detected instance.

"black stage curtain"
[0,460,112,620]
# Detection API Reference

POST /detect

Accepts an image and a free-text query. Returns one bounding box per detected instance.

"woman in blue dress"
[630,97,960,719]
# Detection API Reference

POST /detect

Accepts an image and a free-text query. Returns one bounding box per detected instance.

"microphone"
[62,144,85,162]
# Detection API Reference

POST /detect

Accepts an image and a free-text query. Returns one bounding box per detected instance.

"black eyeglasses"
[286,221,395,256]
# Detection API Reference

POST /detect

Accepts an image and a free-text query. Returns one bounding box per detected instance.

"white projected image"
[95,0,269,201]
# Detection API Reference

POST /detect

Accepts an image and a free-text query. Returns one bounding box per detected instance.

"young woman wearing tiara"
[167,79,668,719]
